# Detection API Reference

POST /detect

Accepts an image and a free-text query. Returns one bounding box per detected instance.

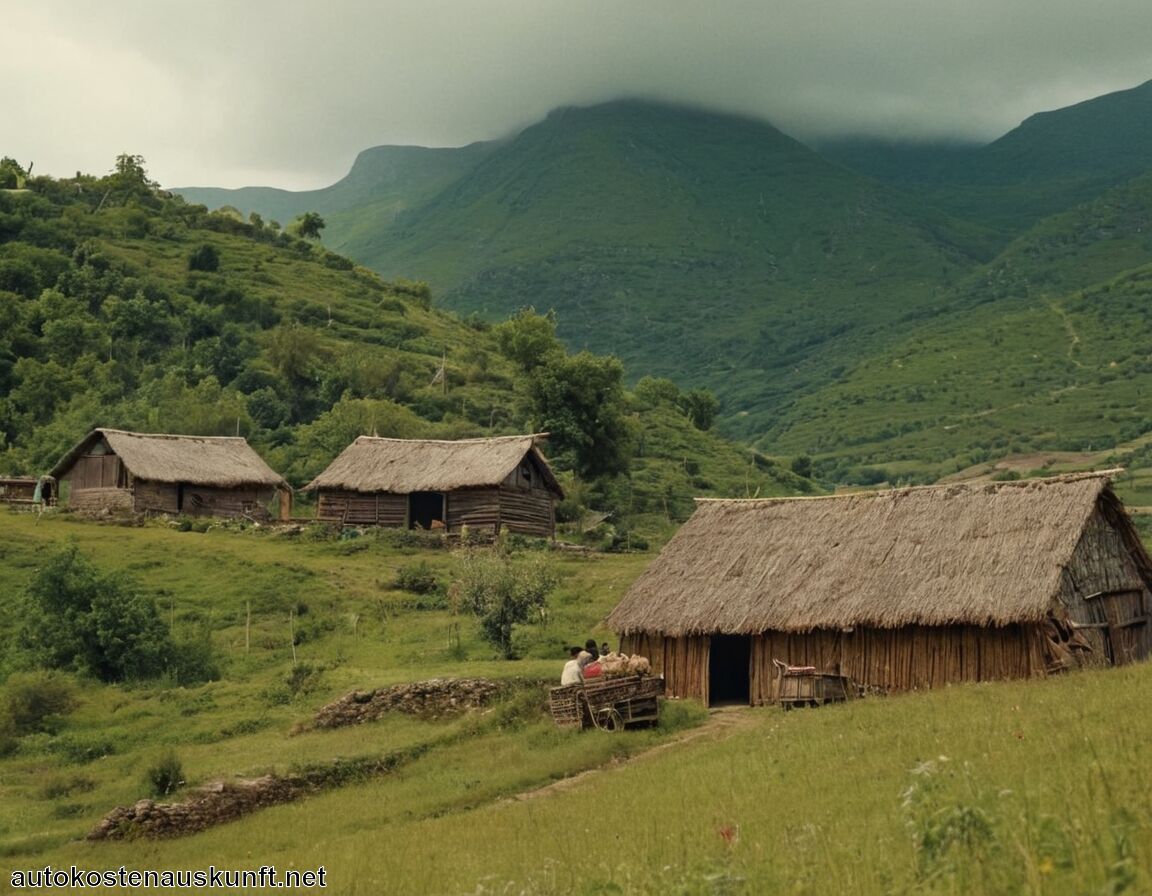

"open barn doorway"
[408,491,445,530]
[709,635,752,706]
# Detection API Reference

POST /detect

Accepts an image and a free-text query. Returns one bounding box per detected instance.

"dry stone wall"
[313,678,504,728]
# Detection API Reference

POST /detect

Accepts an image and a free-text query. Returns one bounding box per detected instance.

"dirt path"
[1049,300,1084,367]
[511,706,759,802]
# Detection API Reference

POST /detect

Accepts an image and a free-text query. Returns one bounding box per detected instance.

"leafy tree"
[106,154,158,202]
[289,211,326,240]
[632,375,681,408]
[187,243,220,272]
[20,544,172,682]
[0,157,26,189]
[677,387,719,431]
[791,454,813,479]
[525,351,634,479]
[493,307,563,372]
[454,551,559,659]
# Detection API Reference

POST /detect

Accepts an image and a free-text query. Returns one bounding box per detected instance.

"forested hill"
[172,81,1152,495]
[0,156,811,534]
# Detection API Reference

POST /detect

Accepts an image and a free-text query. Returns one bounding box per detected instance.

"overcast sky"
[6,1,1151,190]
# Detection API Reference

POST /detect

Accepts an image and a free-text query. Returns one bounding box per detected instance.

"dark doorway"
[408,491,445,530]
[708,635,752,706]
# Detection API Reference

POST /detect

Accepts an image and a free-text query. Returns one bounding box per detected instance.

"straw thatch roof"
[51,429,287,488]
[609,472,1146,636]
[302,434,563,496]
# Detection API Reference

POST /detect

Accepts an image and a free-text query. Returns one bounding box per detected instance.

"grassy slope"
[3,512,1151,894]
[761,173,1152,489]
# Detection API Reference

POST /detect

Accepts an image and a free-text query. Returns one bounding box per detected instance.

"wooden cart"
[773,659,855,708]
[549,675,665,731]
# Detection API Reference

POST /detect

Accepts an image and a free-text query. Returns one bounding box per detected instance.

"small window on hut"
[519,463,533,489]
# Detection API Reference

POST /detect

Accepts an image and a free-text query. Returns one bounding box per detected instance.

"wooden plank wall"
[316,491,406,526]
[69,455,124,491]
[498,487,555,537]
[621,633,709,703]
[1060,508,1152,665]
[625,625,1047,706]
[750,625,1046,702]
[447,488,502,531]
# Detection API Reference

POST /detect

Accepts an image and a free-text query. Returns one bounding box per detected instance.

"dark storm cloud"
[6,0,1152,188]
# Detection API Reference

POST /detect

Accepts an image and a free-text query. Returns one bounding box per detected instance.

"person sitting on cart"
[578,639,599,666]
[561,646,583,686]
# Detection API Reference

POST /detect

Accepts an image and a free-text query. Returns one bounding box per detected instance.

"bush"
[187,243,220,272]
[145,750,184,798]
[393,561,439,594]
[0,671,78,737]
[19,544,172,682]
[453,550,560,659]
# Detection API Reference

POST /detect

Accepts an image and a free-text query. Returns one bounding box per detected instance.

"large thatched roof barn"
[302,434,564,536]
[608,472,1152,706]
[51,429,290,520]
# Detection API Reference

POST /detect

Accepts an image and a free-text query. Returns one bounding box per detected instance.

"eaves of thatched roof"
[50,429,287,488]
[609,472,1139,636]
[301,434,564,497]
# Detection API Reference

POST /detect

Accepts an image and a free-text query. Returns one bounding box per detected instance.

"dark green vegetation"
[179,80,1152,492]
[0,155,809,534]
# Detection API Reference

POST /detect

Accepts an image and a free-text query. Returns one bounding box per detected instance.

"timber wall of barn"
[131,482,275,520]
[495,486,555,537]
[313,485,555,536]
[315,490,406,526]
[622,624,1049,706]
[1056,505,1152,666]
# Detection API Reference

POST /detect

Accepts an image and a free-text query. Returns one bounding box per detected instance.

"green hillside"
[343,100,988,441]
[0,158,809,537]
[764,172,1152,488]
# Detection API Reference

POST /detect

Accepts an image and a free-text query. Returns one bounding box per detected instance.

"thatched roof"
[609,472,1146,636]
[302,434,563,496]
[51,429,287,488]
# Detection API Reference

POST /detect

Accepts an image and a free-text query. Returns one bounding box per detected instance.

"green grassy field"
[3,509,1152,895]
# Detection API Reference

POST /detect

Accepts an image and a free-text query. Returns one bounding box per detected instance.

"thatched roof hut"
[51,429,289,519]
[303,434,563,535]
[609,472,1152,705]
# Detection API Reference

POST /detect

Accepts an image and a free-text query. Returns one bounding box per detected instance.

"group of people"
[560,638,612,685]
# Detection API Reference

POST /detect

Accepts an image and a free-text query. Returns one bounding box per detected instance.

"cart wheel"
[595,708,624,731]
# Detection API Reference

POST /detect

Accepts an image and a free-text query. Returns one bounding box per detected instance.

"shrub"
[453,550,560,659]
[393,561,439,594]
[187,243,220,272]
[0,671,78,737]
[145,750,184,798]
[20,544,172,682]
